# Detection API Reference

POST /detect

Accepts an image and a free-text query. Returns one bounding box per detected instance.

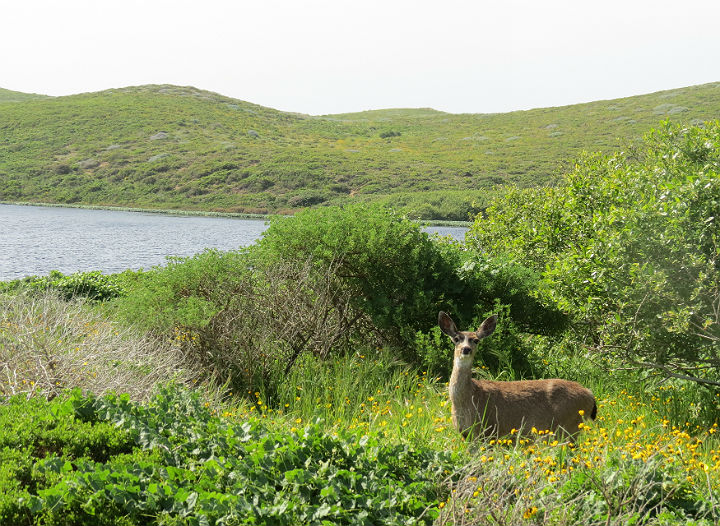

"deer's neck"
[449,359,477,405]
[449,359,489,437]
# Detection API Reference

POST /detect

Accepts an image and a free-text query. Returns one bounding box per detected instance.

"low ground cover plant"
[1,381,718,526]
[0,386,452,526]
[0,270,125,301]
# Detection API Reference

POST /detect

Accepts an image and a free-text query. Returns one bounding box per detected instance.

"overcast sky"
[3,0,719,115]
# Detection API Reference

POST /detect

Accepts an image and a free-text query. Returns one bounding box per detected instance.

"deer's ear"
[438,311,458,337]
[477,315,497,339]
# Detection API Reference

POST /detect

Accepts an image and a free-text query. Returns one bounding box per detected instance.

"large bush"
[109,246,377,394]
[252,205,461,345]
[468,122,720,386]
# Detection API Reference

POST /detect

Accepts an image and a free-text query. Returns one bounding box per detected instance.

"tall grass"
[253,350,459,449]
[0,290,197,401]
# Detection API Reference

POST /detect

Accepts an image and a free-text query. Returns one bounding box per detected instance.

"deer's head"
[438,312,497,369]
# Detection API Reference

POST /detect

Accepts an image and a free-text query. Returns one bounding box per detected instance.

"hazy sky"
[3,0,719,115]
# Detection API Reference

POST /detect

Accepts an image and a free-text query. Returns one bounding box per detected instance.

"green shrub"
[251,205,466,351]
[0,392,135,462]
[287,190,328,207]
[109,249,367,395]
[468,121,720,387]
[452,251,568,336]
[108,249,249,333]
[0,270,125,301]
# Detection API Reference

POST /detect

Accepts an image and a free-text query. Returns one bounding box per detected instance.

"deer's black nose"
[461,347,472,355]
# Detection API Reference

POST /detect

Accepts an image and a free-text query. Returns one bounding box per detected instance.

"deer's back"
[465,378,595,437]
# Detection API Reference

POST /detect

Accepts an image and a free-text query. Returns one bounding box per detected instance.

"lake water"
[0,204,468,280]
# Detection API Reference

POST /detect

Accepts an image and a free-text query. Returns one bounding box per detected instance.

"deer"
[439,311,596,440]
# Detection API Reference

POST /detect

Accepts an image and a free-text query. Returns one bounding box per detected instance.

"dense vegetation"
[1,82,719,219]
[1,387,452,526]
[1,122,719,524]
[468,121,720,395]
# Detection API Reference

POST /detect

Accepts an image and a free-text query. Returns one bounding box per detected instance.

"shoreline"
[0,201,269,220]
[0,201,471,227]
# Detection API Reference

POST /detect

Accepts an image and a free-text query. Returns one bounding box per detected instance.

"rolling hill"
[0,87,49,103]
[1,82,719,220]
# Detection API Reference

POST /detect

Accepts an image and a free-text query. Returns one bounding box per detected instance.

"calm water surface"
[0,204,467,280]
[0,205,269,280]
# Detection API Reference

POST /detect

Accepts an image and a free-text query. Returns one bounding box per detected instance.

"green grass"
[1,82,719,219]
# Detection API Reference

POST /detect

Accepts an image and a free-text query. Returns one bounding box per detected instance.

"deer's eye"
[453,336,460,343]
[472,338,479,344]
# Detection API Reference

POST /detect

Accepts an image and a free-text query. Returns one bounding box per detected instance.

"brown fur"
[440,312,596,439]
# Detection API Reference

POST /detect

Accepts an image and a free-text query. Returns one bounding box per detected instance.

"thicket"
[105,204,563,398]
[468,121,720,393]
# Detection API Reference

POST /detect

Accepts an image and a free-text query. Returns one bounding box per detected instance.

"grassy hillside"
[0,87,49,103]
[1,82,719,219]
